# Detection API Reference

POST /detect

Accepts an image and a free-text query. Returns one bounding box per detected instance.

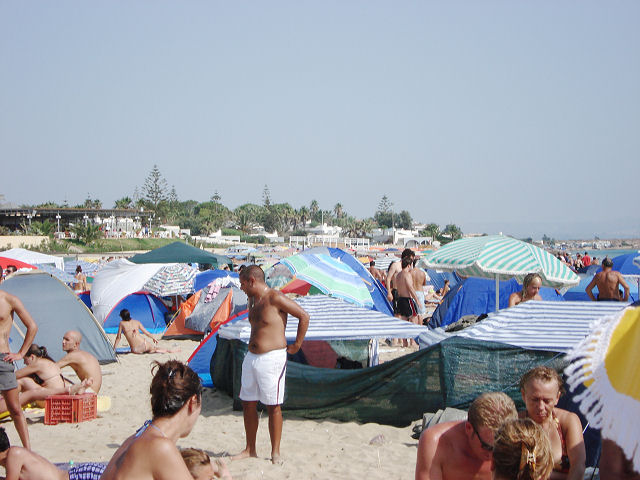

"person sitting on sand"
[415,391,518,480]
[181,447,232,480]
[0,425,107,479]
[113,309,178,354]
[518,366,585,480]
[101,360,204,480]
[57,330,102,394]
[508,273,543,307]
[492,418,554,480]
[0,344,92,413]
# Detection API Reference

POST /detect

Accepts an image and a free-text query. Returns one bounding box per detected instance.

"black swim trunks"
[396,297,418,318]
[597,297,622,302]
[0,358,17,391]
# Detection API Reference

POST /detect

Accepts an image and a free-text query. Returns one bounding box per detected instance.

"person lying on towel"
[0,426,106,480]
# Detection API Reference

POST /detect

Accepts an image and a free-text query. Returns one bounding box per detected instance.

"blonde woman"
[492,418,554,480]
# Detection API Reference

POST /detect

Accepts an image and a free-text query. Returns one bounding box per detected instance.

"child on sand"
[181,447,232,479]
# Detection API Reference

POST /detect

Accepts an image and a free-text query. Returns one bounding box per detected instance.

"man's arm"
[600,439,640,480]
[274,294,309,354]
[415,429,443,480]
[4,296,38,363]
[618,274,630,301]
[56,352,75,369]
[585,276,597,301]
[385,263,399,301]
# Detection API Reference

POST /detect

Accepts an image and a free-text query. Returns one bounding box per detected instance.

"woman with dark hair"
[101,360,205,480]
[0,344,92,413]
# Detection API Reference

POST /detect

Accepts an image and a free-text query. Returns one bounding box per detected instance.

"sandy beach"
[3,337,419,480]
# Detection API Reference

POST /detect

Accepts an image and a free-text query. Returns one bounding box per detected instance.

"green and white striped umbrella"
[422,235,579,310]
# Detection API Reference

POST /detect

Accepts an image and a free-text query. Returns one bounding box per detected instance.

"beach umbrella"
[33,264,76,284]
[0,257,36,271]
[143,263,197,297]
[281,253,374,308]
[566,306,640,473]
[421,235,580,311]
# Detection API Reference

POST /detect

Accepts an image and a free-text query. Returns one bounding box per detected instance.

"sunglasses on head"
[472,423,493,452]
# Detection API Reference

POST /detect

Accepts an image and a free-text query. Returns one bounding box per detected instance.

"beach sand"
[3,337,420,479]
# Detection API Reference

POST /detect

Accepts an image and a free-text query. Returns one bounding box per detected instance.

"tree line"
[20,165,462,241]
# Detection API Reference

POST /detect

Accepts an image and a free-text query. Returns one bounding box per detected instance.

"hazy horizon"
[2,2,638,240]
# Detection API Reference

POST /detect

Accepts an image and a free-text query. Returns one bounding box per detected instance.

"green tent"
[129,241,232,269]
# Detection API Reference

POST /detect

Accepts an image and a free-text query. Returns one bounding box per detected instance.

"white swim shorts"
[239,348,287,405]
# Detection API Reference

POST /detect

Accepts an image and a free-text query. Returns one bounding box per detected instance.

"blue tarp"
[425,269,461,292]
[429,277,564,329]
[564,274,638,302]
[102,292,168,334]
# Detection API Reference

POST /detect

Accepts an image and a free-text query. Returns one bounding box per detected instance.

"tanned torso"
[395,269,416,299]
[594,270,625,299]
[412,268,426,292]
[120,320,148,353]
[58,350,102,393]
[0,292,15,353]
[416,421,491,480]
[4,447,68,480]
[248,289,287,354]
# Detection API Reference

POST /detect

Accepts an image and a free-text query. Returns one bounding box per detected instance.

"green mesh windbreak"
[211,337,565,427]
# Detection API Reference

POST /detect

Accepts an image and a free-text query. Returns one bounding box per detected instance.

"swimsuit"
[239,348,287,405]
[414,291,426,315]
[0,358,17,391]
[67,462,107,480]
[552,414,571,473]
[395,297,418,318]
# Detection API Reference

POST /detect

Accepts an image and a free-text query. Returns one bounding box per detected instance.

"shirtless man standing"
[369,261,384,283]
[233,265,309,464]
[415,392,518,480]
[411,259,427,321]
[113,309,177,354]
[385,249,415,304]
[57,330,102,393]
[0,290,37,449]
[586,258,630,302]
[395,257,420,347]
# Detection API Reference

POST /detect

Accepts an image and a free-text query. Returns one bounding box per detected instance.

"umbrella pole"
[495,274,500,312]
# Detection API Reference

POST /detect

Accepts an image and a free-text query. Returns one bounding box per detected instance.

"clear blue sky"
[1,2,638,239]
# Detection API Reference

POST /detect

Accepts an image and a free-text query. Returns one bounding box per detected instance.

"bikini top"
[134,420,166,438]
[552,413,571,473]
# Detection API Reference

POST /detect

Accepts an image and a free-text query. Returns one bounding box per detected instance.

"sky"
[1,1,639,240]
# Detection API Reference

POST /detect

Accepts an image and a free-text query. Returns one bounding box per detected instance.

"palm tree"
[114,197,133,209]
[333,203,344,219]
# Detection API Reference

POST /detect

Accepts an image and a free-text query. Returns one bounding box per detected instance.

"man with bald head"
[56,331,102,394]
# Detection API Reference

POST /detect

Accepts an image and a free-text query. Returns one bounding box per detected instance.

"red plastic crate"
[44,393,97,425]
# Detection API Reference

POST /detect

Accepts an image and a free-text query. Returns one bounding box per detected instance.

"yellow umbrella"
[566,306,640,472]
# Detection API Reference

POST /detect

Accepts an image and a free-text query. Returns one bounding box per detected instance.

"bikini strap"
[134,419,167,438]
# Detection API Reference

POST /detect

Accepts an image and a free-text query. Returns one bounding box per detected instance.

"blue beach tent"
[429,277,564,329]
[102,291,168,334]
[187,310,248,387]
[299,247,393,316]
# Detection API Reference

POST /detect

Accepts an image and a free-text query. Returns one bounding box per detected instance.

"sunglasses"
[472,423,494,452]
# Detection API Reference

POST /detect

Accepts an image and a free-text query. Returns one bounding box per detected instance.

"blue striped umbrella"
[422,235,579,310]
[281,253,374,308]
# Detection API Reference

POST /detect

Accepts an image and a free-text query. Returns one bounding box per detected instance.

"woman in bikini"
[101,360,205,480]
[519,366,585,480]
[508,273,543,307]
[492,418,554,480]
[0,344,92,413]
